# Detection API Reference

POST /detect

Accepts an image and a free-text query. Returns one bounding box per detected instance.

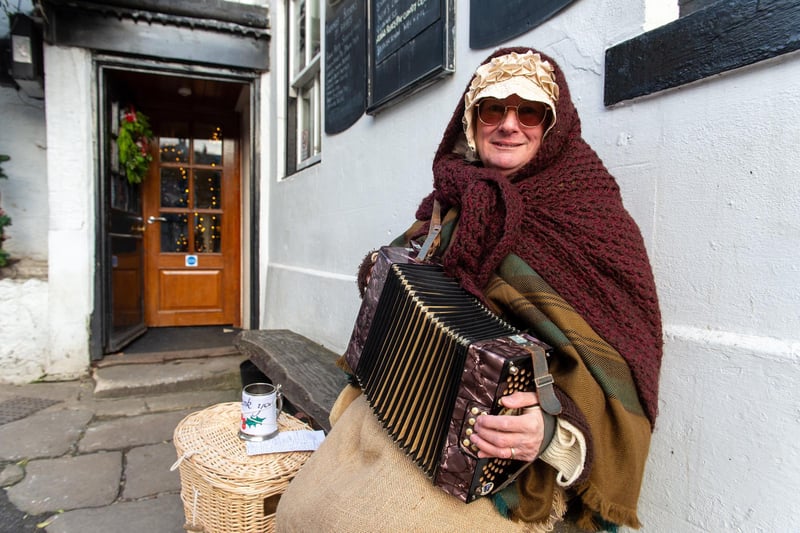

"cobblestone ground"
[0,483,48,533]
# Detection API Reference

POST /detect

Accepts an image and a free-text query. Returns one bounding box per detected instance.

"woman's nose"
[498,107,522,130]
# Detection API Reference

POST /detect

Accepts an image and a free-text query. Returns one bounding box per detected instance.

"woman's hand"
[470,391,545,462]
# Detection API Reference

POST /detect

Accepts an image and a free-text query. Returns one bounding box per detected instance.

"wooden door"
[103,77,147,354]
[143,114,241,327]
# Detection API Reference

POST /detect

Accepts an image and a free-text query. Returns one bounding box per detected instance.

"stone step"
[92,354,245,398]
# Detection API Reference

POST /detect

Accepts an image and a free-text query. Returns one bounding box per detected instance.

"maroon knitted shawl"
[413,47,663,425]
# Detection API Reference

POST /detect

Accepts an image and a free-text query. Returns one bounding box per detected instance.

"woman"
[276,46,662,532]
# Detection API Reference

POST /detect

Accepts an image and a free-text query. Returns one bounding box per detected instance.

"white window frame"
[287,0,322,173]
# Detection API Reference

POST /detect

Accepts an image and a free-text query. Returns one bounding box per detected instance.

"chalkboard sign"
[367,0,454,113]
[469,0,578,49]
[325,0,367,134]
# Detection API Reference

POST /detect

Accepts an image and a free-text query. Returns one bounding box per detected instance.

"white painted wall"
[0,88,47,260]
[0,277,48,379]
[0,0,47,261]
[0,44,94,383]
[42,45,96,379]
[1,0,51,382]
[263,0,800,530]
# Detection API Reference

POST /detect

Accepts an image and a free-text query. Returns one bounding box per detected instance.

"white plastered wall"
[43,44,96,379]
[262,0,800,530]
[0,44,93,382]
[0,0,50,381]
[0,88,47,260]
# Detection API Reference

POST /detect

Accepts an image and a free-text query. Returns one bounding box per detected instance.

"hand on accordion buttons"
[470,391,545,463]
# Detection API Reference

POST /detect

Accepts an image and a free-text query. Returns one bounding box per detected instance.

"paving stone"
[42,493,186,533]
[0,408,93,461]
[0,462,24,487]
[6,452,122,514]
[0,356,244,530]
[84,396,149,419]
[145,388,240,412]
[78,410,191,453]
[0,485,49,533]
[122,442,181,499]
[0,381,84,405]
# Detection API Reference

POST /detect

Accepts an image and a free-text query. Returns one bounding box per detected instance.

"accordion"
[344,247,558,503]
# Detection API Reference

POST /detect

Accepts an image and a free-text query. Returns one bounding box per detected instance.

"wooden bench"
[234,329,348,433]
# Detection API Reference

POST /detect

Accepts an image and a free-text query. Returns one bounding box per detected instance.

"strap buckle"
[510,334,562,416]
[535,374,555,389]
[416,224,441,262]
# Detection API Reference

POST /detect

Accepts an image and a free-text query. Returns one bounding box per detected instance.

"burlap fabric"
[275,390,570,532]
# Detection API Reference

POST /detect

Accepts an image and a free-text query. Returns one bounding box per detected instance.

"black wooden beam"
[44,3,269,71]
[42,0,268,29]
[605,0,800,106]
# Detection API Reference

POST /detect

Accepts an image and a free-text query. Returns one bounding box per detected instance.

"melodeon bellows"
[344,247,552,503]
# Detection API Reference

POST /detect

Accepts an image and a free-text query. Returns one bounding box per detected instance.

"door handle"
[130,224,146,233]
[147,216,168,224]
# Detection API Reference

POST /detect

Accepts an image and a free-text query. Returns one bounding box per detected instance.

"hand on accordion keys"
[469,391,547,463]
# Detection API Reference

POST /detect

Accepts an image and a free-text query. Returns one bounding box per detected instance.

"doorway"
[98,65,253,357]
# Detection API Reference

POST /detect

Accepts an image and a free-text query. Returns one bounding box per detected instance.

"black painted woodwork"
[469,0,577,50]
[41,0,269,71]
[605,0,800,106]
[324,0,367,135]
[679,0,717,17]
[367,0,454,114]
[42,0,268,29]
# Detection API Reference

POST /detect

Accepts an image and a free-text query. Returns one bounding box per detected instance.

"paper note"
[245,429,326,456]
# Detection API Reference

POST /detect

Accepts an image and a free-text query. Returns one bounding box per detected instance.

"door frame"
[91,55,262,360]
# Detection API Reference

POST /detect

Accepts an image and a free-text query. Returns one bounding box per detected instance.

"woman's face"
[474,95,546,177]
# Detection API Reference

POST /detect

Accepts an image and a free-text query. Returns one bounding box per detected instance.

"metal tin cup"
[239,382,283,441]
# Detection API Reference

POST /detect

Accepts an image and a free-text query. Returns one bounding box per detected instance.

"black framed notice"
[469,0,578,49]
[324,0,368,134]
[367,0,455,114]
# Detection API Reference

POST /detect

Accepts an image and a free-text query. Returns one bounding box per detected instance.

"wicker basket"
[173,402,313,533]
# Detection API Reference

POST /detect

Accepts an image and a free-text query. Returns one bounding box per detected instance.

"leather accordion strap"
[527,344,562,416]
[538,411,556,456]
[417,200,442,262]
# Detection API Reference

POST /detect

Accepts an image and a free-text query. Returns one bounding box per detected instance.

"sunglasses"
[477,98,549,128]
